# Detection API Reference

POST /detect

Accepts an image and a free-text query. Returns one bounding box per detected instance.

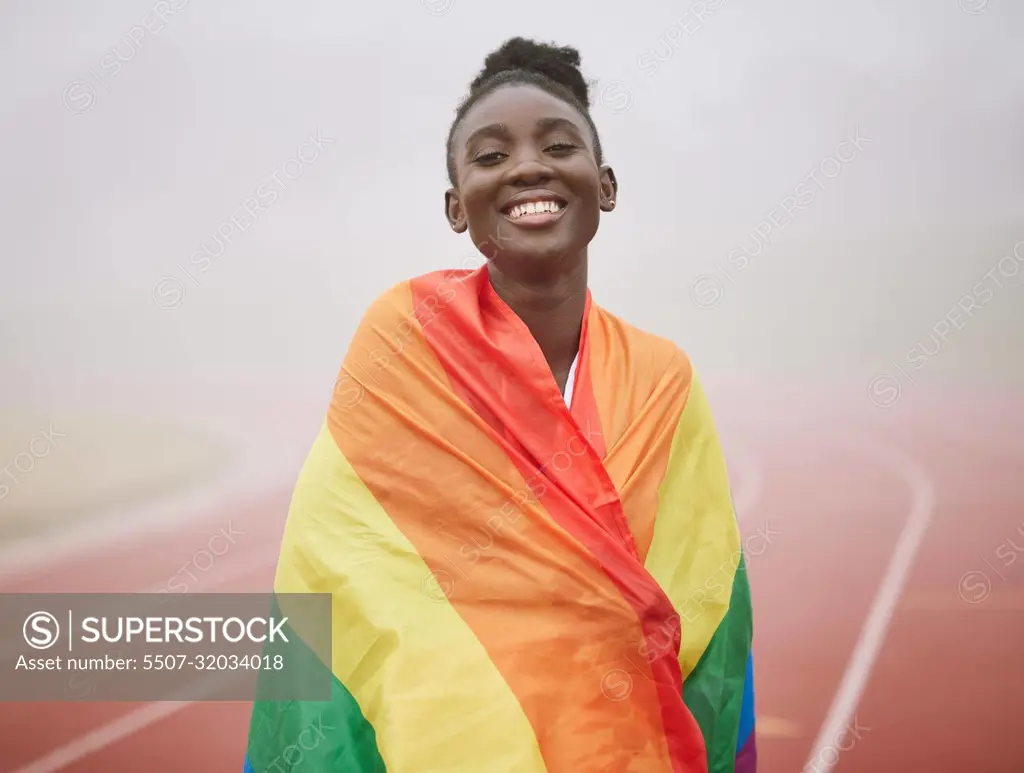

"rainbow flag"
[243,267,756,772]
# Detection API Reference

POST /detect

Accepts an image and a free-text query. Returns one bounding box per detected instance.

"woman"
[243,37,756,773]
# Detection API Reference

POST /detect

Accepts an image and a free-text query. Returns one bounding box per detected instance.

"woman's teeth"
[506,201,564,219]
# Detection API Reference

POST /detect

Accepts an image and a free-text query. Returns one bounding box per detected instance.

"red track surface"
[1,389,1021,772]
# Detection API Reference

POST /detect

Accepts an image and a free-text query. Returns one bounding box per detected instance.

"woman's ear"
[445,188,468,232]
[599,166,618,211]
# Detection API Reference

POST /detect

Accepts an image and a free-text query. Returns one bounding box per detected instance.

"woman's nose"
[504,157,554,187]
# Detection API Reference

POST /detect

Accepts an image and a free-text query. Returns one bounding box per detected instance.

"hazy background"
[3,0,1022,446]
[2,0,1023,547]
[0,0,1021,576]
[0,2,1022,771]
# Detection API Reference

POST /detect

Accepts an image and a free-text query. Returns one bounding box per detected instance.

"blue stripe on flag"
[736,651,756,752]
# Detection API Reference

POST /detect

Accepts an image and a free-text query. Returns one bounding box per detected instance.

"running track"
[1,386,1021,773]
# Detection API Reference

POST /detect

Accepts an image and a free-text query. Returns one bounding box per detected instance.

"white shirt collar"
[562,351,580,408]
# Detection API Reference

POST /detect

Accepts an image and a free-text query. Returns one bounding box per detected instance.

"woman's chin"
[491,243,584,276]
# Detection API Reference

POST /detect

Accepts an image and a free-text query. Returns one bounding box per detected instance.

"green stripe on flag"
[245,593,387,772]
[246,678,386,772]
[682,552,754,773]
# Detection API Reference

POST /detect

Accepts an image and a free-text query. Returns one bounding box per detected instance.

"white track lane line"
[0,552,280,663]
[11,701,197,773]
[802,434,937,772]
[7,557,277,773]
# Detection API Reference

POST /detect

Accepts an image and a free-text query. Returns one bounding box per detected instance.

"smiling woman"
[442,38,617,393]
[243,37,757,773]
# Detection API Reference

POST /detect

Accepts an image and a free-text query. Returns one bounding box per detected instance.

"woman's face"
[446,84,617,276]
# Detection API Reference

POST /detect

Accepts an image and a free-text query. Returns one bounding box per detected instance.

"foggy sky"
[2,0,1022,433]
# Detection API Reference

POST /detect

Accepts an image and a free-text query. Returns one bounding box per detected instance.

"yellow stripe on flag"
[273,422,548,773]
[645,371,743,679]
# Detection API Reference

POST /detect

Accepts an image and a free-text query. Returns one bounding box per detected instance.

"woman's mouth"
[500,197,568,228]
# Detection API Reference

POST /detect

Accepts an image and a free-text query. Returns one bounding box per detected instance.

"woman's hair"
[446,37,604,184]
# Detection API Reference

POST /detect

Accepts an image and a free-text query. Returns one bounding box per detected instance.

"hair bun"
[471,37,591,108]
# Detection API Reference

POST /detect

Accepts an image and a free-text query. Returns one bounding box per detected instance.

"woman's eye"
[473,151,505,165]
[546,142,577,153]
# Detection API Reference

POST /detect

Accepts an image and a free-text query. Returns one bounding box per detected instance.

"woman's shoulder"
[355,272,439,322]
[592,305,694,387]
[360,269,478,319]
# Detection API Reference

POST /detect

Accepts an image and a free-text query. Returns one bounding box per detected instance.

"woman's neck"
[488,257,587,394]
